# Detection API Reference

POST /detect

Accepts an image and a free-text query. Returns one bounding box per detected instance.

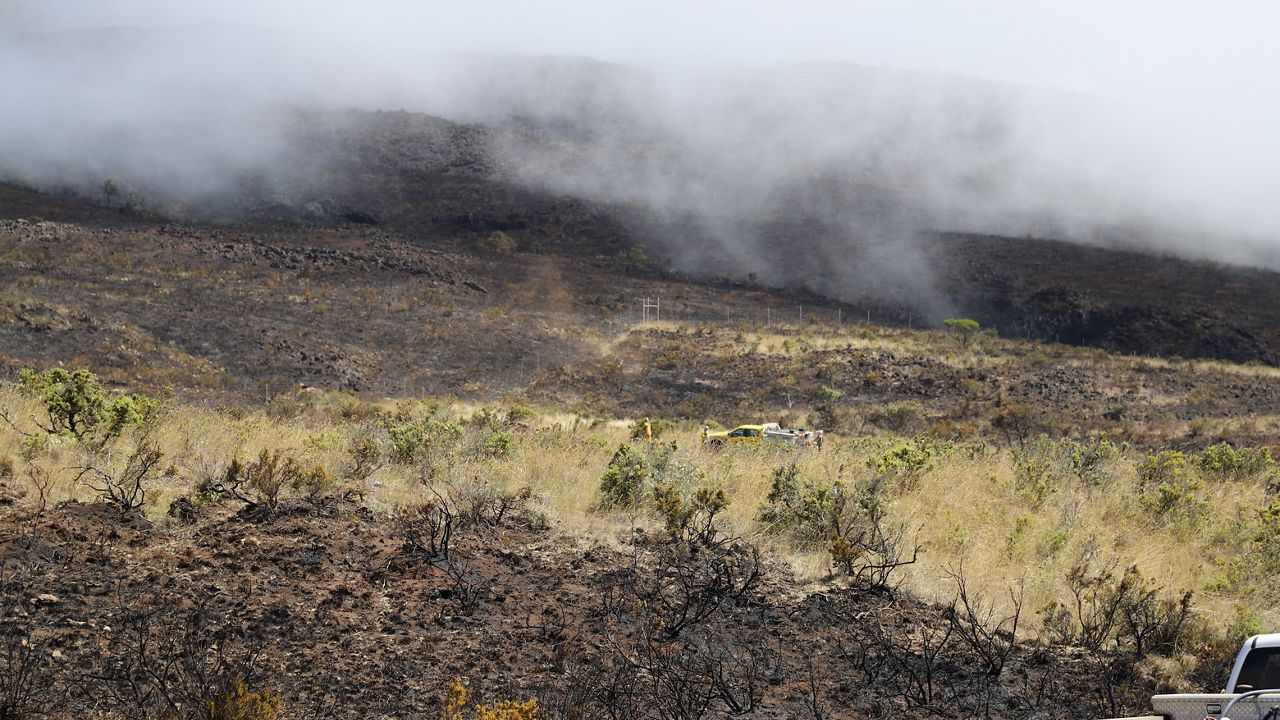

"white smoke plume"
[3,0,1280,313]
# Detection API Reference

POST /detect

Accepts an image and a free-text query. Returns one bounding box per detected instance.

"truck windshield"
[1237,647,1280,690]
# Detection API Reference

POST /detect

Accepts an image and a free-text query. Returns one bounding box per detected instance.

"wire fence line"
[609,297,921,331]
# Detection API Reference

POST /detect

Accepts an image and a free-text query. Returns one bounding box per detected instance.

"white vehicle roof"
[1226,634,1280,693]
[1247,634,1280,648]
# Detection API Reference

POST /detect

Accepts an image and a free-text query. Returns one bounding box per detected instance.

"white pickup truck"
[1116,634,1280,720]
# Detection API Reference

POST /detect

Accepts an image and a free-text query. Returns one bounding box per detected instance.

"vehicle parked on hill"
[703,422,823,448]
[1112,634,1280,719]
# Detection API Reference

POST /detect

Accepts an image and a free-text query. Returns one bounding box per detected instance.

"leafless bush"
[887,622,956,713]
[596,619,773,720]
[1041,553,1193,660]
[26,466,52,520]
[72,438,164,511]
[601,483,761,641]
[0,621,55,720]
[990,401,1040,447]
[537,661,640,720]
[456,481,533,529]
[397,491,456,561]
[1119,576,1193,660]
[828,483,920,592]
[801,657,828,720]
[1041,555,1126,651]
[946,567,1023,678]
[88,595,274,720]
[441,560,485,615]
[620,531,761,642]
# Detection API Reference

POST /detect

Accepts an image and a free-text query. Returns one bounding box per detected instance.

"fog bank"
[3,1,1280,312]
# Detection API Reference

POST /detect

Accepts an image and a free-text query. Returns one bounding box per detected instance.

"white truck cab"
[1126,634,1280,720]
[1225,633,1280,693]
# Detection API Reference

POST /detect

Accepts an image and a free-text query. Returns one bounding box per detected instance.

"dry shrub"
[205,449,332,513]
[1041,556,1193,659]
[72,437,165,511]
[439,678,538,720]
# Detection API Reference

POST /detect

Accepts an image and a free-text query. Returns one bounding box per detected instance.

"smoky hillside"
[4,26,1280,325]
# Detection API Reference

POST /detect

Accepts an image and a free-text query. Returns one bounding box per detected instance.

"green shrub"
[646,441,703,487]
[943,318,981,347]
[758,462,896,547]
[868,437,949,484]
[480,430,514,459]
[598,441,705,512]
[613,246,649,274]
[1012,439,1060,506]
[505,404,536,424]
[599,444,650,508]
[1137,450,1188,488]
[815,385,845,402]
[388,415,462,465]
[1005,515,1033,558]
[761,468,914,589]
[342,431,384,482]
[653,483,729,541]
[1066,434,1121,486]
[758,462,848,541]
[102,393,160,437]
[19,433,53,461]
[17,367,158,442]
[1138,459,1209,529]
[1253,499,1280,571]
[1197,443,1275,481]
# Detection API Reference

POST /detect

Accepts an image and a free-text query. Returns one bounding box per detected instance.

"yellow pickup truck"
[704,423,822,447]
[704,424,770,445]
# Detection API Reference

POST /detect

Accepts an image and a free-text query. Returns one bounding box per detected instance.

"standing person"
[815,430,824,451]
[643,417,653,442]
[700,425,709,444]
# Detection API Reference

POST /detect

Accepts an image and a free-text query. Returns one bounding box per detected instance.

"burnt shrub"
[203,449,332,513]
[72,437,165,511]
[759,463,917,591]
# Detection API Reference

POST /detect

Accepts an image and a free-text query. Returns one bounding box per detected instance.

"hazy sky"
[3,0,1280,283]
[6,0,1278,112]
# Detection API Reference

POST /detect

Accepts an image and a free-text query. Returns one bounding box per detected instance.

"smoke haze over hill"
[3,0,1280,313]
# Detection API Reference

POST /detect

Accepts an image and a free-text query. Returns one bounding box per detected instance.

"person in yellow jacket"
[643,417,653,442]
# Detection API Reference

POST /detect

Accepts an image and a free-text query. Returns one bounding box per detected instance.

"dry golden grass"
[5,318,1280,642]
